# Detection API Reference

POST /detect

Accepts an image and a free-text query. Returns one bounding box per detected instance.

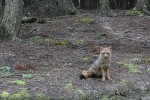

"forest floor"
[0,10,150,100]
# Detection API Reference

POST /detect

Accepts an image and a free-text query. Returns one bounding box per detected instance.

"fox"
[80,47,112,81]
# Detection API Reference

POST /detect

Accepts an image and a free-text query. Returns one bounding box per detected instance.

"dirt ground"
[0,10,150,100]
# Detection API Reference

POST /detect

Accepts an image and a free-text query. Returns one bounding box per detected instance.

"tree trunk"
[129,0,137,9]
[2,0,24,39]
[65,0,77,14]
[72,0,80,8]
[109,0,137,10]
[23,0,76,17]
[100,0,110,15]
[147,0,150,11]
[79,0,99,10]
[0,0,5,15]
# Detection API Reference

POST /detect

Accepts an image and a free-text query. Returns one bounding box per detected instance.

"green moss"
[75,89,86,100]
[102,95,109,100]
[29,36,43,42]
[0,66,12,77]
[9,93,22,100]
[127,8,146,16]
[82,57,89,61]
[119,79,129,86]
[43,38,53,43]
[78,18,94,23]
[63,83,74,91]
[9,92,30,100]
[143,58,150,63]
[117,61,139,73]
[53,40,68,45]
[29,36,69,46]
[35,92,45,100]
[75,40,85,46]
[0,91,10,99]
[12,80,26,86]
[22,74,33,79]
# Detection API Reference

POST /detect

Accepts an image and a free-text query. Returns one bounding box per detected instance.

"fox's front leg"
[106,67,112,80]
[100,67,105,81]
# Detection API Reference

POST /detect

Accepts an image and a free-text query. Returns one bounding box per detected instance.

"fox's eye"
[107,53,109,55]
[102,53,105,55]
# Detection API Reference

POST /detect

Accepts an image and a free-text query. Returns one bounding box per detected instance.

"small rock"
[139,85,148,91]
[140,96,150,100]
[147,68,150,72]
[30,28,37,33]
[22,17,37,23]
[124,30,131,33]
[67,26,74,32]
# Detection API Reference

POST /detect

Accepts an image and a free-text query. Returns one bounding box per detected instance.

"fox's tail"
[80,70,88,79]
[79,70,94,80]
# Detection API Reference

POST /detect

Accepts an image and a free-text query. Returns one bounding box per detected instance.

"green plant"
[81,18,94,23]
[75,89,86,100]
[43,38,53,43]
[119,79,129,86]
[53,40,68,45]
[82,57,89,61]
[35,92,45,100]
[29,36,43,43]
[75,40,85,46]
[102,95,109,100]
[22,74,33,79]
[9,92,30,100]
[117,61,139,73]
[143,58,150,63]
[0,91,10,99]
[127,8,146,16]
[63,83,74,91]
[9,93,22,100]
[20,88,28,92]
[79,18,94,23]
[12,80,26,86]
[0,66,12,77]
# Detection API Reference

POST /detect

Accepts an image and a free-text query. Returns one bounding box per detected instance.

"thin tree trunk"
[65,0,77,14]
[2,0,23,39]
[100,0,110,16]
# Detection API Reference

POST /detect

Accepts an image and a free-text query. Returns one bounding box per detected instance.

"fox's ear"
[108,46,112,50]
[100,47,103,51]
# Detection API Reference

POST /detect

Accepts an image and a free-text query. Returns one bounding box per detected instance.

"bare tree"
[2,0,24,40]
[100,0,110,16]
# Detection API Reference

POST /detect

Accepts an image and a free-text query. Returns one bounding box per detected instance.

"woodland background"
[0,0,150,100]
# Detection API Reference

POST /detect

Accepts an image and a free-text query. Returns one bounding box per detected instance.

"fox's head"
[100,47,112,59]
